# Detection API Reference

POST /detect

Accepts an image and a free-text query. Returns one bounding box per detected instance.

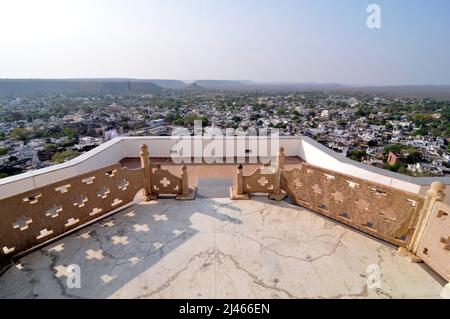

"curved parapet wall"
[281,163,425,248]
[299,136,450,201]
[0,136,448,201]
[0,163,145,263]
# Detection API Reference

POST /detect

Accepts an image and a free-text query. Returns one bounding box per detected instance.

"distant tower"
[127,80,132,95]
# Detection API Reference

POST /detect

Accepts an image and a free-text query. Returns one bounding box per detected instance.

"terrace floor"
[0,193,445,299]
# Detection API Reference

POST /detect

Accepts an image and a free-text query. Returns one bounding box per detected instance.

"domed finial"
[428,181,446,201]
[140,144,149,157]
[431,181,445,192]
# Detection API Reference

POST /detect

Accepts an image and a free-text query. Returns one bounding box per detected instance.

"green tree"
[51,150,80,164]
[348,149,367,162]
[63,127,74,139]
[10,128,29,143]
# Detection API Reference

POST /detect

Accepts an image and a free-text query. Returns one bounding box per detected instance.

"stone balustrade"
[0,144,193,266]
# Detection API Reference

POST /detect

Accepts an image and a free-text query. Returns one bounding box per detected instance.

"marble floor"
[0,196,445,299]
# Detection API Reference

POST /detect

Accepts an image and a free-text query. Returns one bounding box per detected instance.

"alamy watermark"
[66,264,81,289]
[169,121,281,165]
[367,4,381,29]
[366,264,382,289]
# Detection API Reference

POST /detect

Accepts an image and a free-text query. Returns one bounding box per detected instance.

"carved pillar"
[409,181,446,254]
[273,147,285,195]
[181,163,189,196]
[278,147,285,170]
[237,164,244,196]
[140,144,153,201]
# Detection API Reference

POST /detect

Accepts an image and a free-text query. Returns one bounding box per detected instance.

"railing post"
[408,181,446,254]
[278,146,285,170]
[230,164,249,200]
[181,163,189,196]
[176,162,197,200]
[268,147,288,202]
[140,144,153,201]
[237,164,244,195]
[273,147,285,195]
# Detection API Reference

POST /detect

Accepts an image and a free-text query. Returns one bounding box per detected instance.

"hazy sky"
[0,0,449,85]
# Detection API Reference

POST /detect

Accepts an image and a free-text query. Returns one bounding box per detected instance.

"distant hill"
[1,79,449,99]
[188,82,204,90]
[0,79,163,95]
[192,80,244,89]
[145,79,189,89]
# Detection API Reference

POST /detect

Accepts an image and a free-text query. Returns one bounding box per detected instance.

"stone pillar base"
[176,187,197,201]
[397,247,422,263]
[229,187,250,200]
[144,193,158,201]
[268,192,288,202]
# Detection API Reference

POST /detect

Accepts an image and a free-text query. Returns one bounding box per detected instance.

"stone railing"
[413,182,449,282]
[0,144,192,265]
[230,148,287,201]
[0,163,145,263]
[140,144,196,200]
[281,163,450,285]
[281,163,425,248]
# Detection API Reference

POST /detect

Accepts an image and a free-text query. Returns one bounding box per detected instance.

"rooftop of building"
[0,195,445,299]
[0,136,448,299]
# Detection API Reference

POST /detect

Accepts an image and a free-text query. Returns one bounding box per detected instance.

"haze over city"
[1,0,450,85]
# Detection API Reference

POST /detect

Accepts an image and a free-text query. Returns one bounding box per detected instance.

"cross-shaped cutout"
[46,205,63,218]
[97,187,110,199]
[13,216,33,231]
[153,214,168,222]
[125,211,135,218]
[372,188,387,197]
[54,265,71,278]
[105,169,117,177]
[133,224,149,232]
[407,199,417,207]
[100,274,116,284]
[82,176,96,185]
[258,176,269,187]
[77,232,91,239]
[111,235,129,245]
[86,249,104,260]
[23,194,42,204]
[55,184,71,194]
[49,244,64,253]
[37,228,53,240]
[89,207,103,216]
[102,220,114,227]
[347,181,360,189]
[160,177,171,188]
[74,195,88,208]
[65,218,80,227]
[118,179,129,191]
[111,198,123,207]
[3,246,15,254]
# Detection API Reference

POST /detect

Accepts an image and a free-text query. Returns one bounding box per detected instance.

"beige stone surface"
[0,197,445,299]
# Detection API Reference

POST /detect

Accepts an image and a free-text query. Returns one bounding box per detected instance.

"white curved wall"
[0,135,448,200]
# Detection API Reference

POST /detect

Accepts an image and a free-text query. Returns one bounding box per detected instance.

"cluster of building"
[0,91,448,178]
